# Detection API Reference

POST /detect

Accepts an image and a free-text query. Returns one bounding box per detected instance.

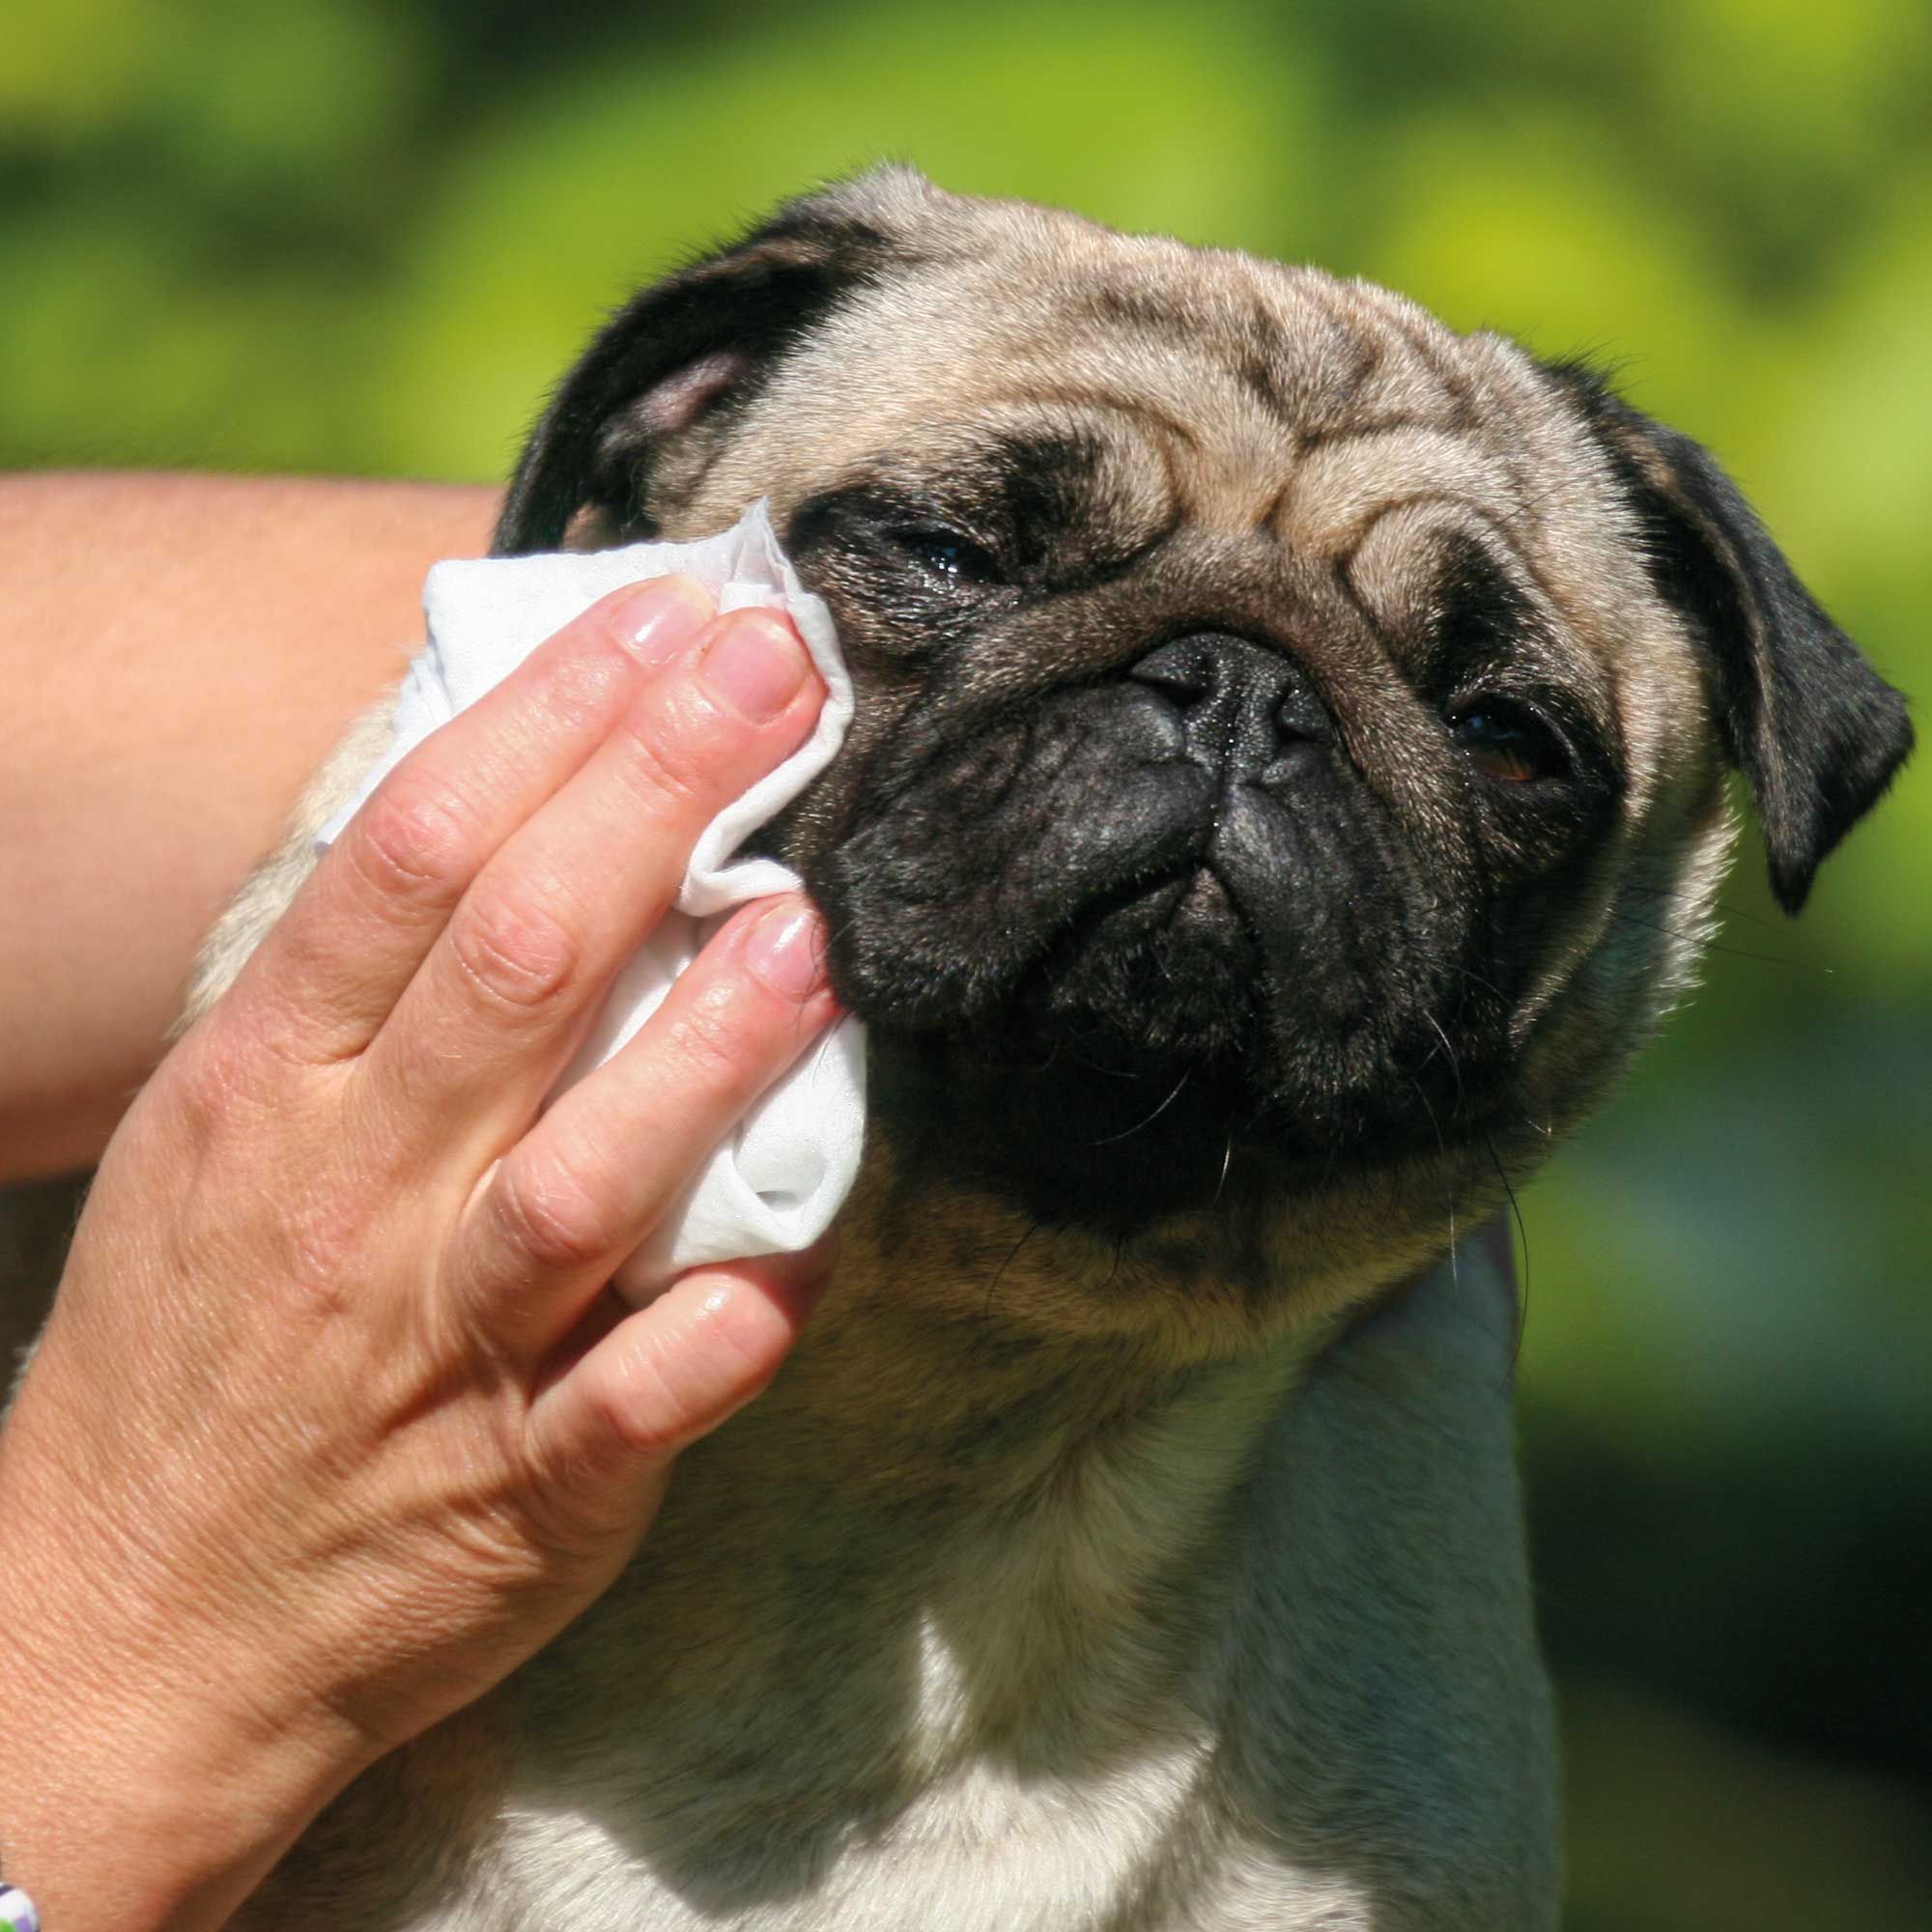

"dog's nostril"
[1130,639,1215,706]
[1275,691,1333,744]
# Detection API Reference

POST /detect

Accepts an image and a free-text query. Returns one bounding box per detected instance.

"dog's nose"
[1129,633,1333,783]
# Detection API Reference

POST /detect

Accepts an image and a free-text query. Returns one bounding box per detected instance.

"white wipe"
[317,500,866,1299]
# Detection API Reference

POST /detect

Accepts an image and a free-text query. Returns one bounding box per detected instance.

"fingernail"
[700,611,811,722]
[743,900,829,1002]
[615,576,714,667]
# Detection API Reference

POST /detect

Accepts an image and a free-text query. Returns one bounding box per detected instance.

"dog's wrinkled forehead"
[704,217,1635,605]
[725,229,1529,529]
[686,212,1683,782]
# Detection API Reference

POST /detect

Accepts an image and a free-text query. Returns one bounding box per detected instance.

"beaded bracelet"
[0,1883,40,1932]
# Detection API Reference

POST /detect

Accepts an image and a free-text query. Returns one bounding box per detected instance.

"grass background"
[7,2,1928,1919]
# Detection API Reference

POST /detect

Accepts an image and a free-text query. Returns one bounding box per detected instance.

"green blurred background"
[7,1,1928,1920]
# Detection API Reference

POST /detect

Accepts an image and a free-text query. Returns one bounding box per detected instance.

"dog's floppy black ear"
[492,175,914,555]
[1547,361,1912,913]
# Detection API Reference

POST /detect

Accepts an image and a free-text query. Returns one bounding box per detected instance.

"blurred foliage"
[7,0,1928,1919]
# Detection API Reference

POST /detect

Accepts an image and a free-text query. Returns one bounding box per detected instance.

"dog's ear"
[1546,361,1912,913]
[492,170,925,555]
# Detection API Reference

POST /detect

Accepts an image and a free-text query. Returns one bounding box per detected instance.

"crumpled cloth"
[317,500,865,1299]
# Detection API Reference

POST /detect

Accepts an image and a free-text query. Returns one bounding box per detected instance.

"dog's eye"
[1449,702,1570,782]
[894,526,1003,585]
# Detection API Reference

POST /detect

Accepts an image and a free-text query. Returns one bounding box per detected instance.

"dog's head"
[494,169,1910,1316]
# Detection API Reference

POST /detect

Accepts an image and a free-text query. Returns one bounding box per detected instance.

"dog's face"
[495,169,1910,1321]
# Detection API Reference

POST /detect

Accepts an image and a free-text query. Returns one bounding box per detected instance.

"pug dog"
[192,167,1909,1929]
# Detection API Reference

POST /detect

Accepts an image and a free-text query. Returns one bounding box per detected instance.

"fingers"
[450,893,839,1358]
[237,575,717,1063]
[355,605,822,1148]
[524,1243,833,1519]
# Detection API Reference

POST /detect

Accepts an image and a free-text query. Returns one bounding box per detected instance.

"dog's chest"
[470,1581,1401,1932]
[449,1370,1306,1932]
[473,1503,1234,1928]
[490,1718,1213,1932]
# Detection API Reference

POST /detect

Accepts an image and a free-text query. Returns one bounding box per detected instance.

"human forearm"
[0,471,496,1180]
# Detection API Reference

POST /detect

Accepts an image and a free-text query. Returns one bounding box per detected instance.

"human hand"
[0,577,835,1931]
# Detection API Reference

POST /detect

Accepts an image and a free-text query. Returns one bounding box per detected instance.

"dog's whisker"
[1423,1012,1465,1107]
[1211,1135,1235,1208]
[1485,1131,1532,1376]
[1405,1075,1461,1280]
[1085,1066,1193,1147]
[981,1217,1041,1324]
[1604,909,1824,972]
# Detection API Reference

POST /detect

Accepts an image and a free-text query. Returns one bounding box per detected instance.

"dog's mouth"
[1009,857,1266,1072]
[789,660,1527,1222]
[849,850,1515,1228]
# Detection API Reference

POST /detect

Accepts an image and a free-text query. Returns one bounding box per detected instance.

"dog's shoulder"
[183,694,398,1025]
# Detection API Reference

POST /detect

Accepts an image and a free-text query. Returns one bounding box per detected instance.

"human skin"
[0,471,498,1179]
[0,553,839,1930]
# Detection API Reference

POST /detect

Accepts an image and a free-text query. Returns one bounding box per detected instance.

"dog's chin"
[857,867,1496,1233]
[1022,862,1265,1065]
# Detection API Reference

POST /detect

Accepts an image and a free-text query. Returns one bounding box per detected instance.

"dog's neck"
[517,1152,1329,1799]
[614,1246,1317,1761]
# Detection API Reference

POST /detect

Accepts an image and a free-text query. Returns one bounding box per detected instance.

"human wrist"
[0,1438,378,1931]
[0,1612,374,1932]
